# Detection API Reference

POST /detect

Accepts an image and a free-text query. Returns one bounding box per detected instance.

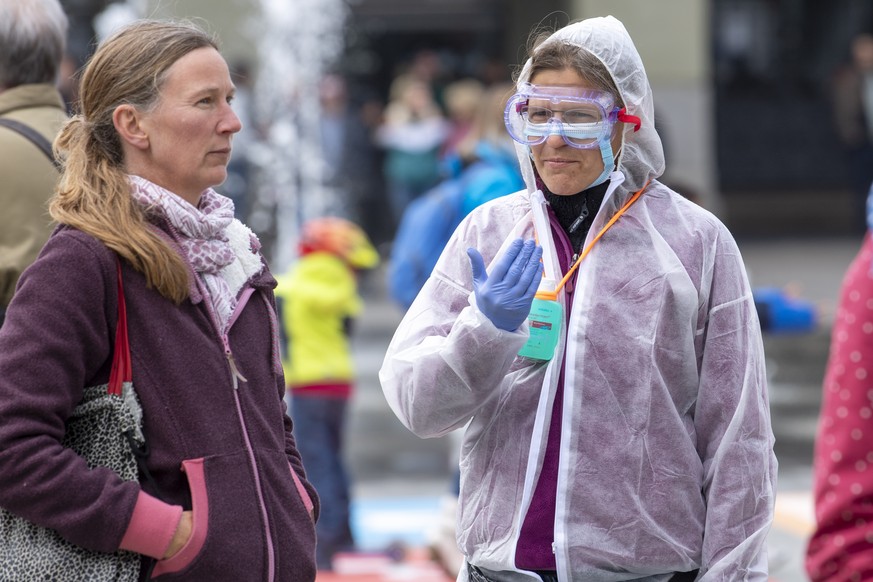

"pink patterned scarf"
[128,175,238,332]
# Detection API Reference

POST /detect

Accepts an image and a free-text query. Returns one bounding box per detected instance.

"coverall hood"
[514,15,666,194]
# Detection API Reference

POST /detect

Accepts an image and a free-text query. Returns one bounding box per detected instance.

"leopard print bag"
[0,260,145,582]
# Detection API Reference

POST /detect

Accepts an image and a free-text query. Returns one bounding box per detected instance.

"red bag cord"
[107,259,131,396]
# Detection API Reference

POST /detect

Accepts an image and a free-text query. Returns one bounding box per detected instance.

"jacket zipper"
[225,287,255,389]
[165,221,276,581]
[218,286,276,582]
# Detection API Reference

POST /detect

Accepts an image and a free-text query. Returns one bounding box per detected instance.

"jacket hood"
[514,15,665,194]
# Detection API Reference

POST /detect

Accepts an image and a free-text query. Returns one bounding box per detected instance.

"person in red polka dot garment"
[807,227,873,581]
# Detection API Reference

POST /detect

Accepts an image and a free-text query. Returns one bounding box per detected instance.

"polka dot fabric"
[807,234,873,581]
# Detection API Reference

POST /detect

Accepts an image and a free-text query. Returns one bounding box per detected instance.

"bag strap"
[107,258,131,396]
[0,117,62,172]
[107,258,166,561]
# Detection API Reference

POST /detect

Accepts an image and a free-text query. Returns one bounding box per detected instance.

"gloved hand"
[467,239,544,331]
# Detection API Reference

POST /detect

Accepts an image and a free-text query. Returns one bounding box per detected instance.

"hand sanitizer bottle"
[518,279,563,361]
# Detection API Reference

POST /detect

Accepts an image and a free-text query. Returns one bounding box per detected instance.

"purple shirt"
[515,210,577,570]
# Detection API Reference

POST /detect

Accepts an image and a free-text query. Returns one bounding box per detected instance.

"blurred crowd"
[216,48,524,261]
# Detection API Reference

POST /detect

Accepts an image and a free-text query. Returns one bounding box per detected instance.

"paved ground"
[323,234,864,581]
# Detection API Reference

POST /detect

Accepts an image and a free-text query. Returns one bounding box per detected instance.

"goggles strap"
[617,108,641,132]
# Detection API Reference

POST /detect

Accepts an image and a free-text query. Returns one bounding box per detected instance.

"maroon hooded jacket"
[0,222,319,581]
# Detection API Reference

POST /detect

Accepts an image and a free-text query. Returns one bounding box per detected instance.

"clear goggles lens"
[504,84,617,149]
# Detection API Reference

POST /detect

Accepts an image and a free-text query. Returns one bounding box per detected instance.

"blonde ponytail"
[50,116,191,303]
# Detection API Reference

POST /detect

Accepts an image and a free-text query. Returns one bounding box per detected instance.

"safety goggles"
[504,84,638,149]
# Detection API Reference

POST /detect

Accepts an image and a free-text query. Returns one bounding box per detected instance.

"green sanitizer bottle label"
[518,283,563,361]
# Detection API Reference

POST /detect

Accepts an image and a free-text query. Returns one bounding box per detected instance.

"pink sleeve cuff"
[119,490,184,559]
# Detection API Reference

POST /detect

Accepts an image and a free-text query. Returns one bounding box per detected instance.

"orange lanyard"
[538,181,649,301]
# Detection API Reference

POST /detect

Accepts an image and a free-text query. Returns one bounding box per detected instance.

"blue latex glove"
[467,239,544,331]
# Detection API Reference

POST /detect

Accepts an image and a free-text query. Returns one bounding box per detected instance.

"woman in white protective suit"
[379,15,777,582]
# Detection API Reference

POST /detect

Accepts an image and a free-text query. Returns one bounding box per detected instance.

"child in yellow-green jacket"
[274,217,379,571]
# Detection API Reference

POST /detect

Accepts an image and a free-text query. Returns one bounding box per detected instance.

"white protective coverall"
[379,15,777,582]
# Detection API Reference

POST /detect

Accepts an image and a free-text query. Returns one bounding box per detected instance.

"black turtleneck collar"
[544,180,610,251]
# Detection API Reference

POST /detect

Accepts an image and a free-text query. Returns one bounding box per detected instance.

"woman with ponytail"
[0,20,318,581]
